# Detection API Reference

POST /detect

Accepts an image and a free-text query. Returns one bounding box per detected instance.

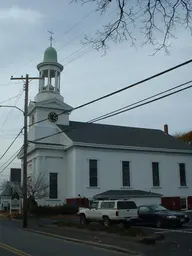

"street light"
[0,105,24,114]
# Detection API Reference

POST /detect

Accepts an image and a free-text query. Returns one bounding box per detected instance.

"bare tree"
[0,180,13,195]
[72,0,192,53]
[25,173,49,200]
[0,172,49,201]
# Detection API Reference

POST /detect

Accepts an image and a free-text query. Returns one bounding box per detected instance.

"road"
[0,219,126,256]
[134,218,192,256]
[1,212,192,256]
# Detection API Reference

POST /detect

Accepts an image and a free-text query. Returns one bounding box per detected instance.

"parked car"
[137,204,190,228]
[78,199,138,227]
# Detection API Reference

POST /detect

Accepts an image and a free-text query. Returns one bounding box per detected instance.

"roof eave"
[72,142,192,154]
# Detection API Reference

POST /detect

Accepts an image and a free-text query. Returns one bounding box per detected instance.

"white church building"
[18,45,192,209]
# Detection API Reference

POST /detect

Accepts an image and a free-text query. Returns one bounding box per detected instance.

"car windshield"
[150,205,168,212]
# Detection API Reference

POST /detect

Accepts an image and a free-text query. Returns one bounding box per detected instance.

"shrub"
[31,204,78,216]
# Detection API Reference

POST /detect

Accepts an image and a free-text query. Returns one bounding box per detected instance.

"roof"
[93,190,162,200]
[57,121,192,151]
[94,190,162,199]
[43,46,58,63]
[0,186,12,197]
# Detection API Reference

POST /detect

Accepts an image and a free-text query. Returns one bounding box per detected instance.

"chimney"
[164,124,168,134]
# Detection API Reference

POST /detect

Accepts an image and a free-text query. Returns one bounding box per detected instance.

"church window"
[49,173,58,199]
[122,161,130,187]
[89,159,98,187]
[179,163,187,187]
[152,162,160,187]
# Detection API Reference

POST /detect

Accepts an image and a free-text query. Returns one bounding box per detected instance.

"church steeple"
[37,44,63,94]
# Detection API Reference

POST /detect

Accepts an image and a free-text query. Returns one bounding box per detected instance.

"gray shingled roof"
[57,121,192,151]
[93,190,162,199]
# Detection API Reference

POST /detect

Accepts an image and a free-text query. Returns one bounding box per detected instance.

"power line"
[0,92,22,104]
[89,79,192,123]
[0,128,23,160]
[0,89,23,132]
[60,9,95,38]
[0,148,21,175]
[89,82,192,123]
[9,10,97,80]
[29,79,192,143]
[59,7,145,66]
[64,47,93,66]
[31,57,192,127]
[60,45,87,63]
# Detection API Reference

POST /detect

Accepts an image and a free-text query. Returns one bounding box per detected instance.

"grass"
[54,220,151,237]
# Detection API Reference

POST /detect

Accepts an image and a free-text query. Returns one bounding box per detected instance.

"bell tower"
[28,39,73,142]
[35,45,64,103]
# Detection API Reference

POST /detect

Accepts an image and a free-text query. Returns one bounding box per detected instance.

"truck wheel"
[79,214,88,225]
[103,216,111,228]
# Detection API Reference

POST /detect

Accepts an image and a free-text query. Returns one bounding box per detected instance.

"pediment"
[28,99,73,115]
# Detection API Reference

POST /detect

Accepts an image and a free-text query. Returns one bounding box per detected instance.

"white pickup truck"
[78,199,138,227]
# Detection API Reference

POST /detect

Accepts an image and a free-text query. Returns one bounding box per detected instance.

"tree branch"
[72,0,192,54]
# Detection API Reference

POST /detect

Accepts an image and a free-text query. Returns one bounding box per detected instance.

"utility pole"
[10,74,42,228]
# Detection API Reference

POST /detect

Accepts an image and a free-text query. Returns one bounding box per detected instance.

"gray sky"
[0,0,192,180]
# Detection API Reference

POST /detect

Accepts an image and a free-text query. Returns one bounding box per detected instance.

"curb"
[25,229,141,255]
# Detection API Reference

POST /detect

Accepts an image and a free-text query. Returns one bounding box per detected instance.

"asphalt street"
[1,212,192,256]
[0,219,127,256]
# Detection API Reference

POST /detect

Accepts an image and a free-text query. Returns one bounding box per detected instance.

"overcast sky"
[0,0,191,181]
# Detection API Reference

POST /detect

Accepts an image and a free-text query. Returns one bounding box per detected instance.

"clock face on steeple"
[48,112,58,123]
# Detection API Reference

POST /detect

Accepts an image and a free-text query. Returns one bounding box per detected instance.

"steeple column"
[48,69,51,87]
[58,73,60,92]
[55,71,58,92]
[39,71,44,92]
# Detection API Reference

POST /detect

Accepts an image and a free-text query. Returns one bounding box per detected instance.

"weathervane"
[48,30,54,47]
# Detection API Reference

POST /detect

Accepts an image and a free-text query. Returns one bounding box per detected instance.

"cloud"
[0,6,44,24]
[0,0,192,178]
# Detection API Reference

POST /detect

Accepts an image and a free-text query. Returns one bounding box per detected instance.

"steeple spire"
[48,30,54,47]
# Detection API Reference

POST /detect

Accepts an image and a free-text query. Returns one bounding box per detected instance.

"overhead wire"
[0,88,23,132]
[58,9,95,41]
[11,9,96,77]
[0,128,23,160]
[0,92,22,104]
[0,148,22,175]
[89,82,192,123]
[28,79,192,143]
[0,8,96,93]
[59,6,146,66]
[31,57,192,127]
[88,79,192,123]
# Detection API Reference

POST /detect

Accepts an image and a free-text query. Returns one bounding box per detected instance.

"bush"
[31,204,78,216]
